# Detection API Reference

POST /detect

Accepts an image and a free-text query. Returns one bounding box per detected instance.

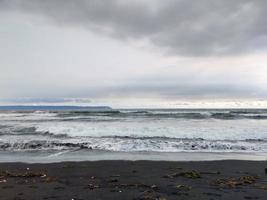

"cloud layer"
[1,0,267,56]
[1,0,267,107]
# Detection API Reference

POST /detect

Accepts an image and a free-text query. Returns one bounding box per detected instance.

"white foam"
[0,136,267,152]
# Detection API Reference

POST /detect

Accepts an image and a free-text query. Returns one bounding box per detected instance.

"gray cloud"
[1,0,267,107]
[1,0,267,56]
[0,98,91,104]
[87,82,267,100]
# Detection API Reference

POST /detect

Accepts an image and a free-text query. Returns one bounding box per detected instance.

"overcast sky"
[0,0,267,108]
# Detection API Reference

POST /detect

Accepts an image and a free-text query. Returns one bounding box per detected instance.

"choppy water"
[1,108,267,156]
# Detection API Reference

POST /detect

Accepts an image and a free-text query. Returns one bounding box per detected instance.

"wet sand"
[0,160,267,200]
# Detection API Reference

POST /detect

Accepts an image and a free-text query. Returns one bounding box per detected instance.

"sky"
[0,0,267,108]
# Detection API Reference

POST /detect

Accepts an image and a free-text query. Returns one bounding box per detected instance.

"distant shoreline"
[0,105,112,111]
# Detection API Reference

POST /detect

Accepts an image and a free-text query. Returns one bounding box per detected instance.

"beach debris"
[135,190,167,200]
[163,170,201,179]
[0,174,7,183]
[0,179,7,183]
[176,184,192,191]
[254,184,267,190]
[0,169,58,184]
[107,178,119,183]
[110,188,122,192]
[163,173,174,179]
[42,176,57,183]
[180,170,201,179]
[111,183,158,190]
[211,175,258,188]
[88,183,100,190]
[150,184,158,190]
[41,174,47,178]
[0,170,46,178]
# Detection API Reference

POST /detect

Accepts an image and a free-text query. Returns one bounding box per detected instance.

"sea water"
[0,108,267,162]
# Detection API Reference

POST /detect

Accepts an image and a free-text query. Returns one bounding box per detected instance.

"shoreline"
[0,160,267,199]
[0,151,266,163]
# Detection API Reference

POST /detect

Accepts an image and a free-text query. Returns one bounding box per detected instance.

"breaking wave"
[54,109,267,120]
[0,136,267,152]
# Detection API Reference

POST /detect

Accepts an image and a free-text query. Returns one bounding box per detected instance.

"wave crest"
[0,137,266,153]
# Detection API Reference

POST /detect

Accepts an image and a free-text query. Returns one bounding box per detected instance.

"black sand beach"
[0,160,267,200]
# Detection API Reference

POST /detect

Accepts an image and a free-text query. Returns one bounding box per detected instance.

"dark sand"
[0,160,267,200]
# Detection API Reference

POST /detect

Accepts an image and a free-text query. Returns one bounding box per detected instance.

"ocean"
[1,107,267,162]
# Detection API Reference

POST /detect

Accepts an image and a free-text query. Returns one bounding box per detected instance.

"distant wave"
[0,126,69,138]
[54,109,267,120]
[1,109,267,121]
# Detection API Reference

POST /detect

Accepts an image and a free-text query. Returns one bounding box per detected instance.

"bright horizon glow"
[0,98,267,109]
